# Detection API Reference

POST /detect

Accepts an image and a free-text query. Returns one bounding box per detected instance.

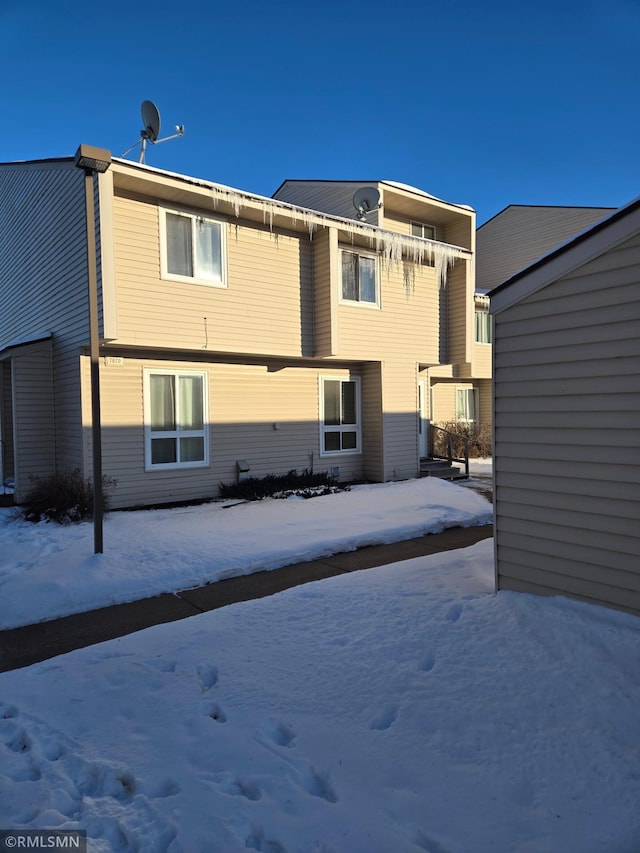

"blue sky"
[2,0,638,224]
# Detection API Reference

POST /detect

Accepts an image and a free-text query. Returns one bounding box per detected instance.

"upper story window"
[340,250,378,306]
[475,307,492,344]
[411,221,436,240]
[161,209,227,287]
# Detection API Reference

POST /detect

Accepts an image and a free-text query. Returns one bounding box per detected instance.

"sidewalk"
[0,524,493,673]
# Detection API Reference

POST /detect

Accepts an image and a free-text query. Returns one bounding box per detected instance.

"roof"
[488,195,640,314]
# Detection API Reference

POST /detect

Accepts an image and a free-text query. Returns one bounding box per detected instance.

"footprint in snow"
[445,603,463,623]
[420,651,437,673]
[265,720,296,748]
[300,766,338,803]
[197,663,219,691]
[204,701,227,723]
[370,704,399,731]
[144,658,177,673]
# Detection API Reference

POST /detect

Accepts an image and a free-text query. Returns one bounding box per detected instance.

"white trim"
[338,248,380,308]
[319,375,362,457]
[410,221,437,241]
[143,367,209,470]
[159,207,228,288]
[97,169,118,341]
[455,385,477,423]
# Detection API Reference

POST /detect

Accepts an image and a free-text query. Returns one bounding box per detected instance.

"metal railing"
[428,424,469,478]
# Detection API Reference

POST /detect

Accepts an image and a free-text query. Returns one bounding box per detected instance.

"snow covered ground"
[1,465,639,852]
[0,471,493,630]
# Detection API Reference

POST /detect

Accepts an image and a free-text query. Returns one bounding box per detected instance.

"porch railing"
[428,424,469,478]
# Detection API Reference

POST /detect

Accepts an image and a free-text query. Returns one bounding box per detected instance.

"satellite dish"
[141,100,161,143]
[120,100,185,164]
[353,187,381,220]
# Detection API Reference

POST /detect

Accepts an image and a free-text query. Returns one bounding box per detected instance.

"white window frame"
[319,376,362,456]
[410,221,436,240]
[455,386,477,424]
[143,368,210,471]
[475,307,492,344]
[159,207,227,287]
[339,248,380,307]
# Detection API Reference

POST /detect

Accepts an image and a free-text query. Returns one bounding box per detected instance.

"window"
[161,209,226,286]
[456,387,476,423]
[411,221,436,240]
[341,250,378,305]
[475,308,492,344]
[144,369,209,469]
[320,377,361,455]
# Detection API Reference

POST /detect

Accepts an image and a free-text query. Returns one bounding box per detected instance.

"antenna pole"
[138,136,147,164]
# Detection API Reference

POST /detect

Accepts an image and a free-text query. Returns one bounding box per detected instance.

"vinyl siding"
[446,260,470,367]
[272,181,378,223]
[380,360,420,481]
[112,193,313,357]
[336,254,440,363]
[493,232,640,613]
[477,205,615,292]
[313,228,337,356]
[11,341,55,501]
[0,362,14,480]
[0,162,91,485]
[431,380,478,425]
[472,342,492,377]
[89,355,365,509]
[361,362,384,482]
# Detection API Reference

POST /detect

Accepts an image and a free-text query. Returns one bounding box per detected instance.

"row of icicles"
[207,184,467,285]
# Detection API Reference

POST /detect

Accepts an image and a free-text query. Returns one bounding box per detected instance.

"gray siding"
[477,206,615,292]
[493,232,640,613]
[11,341,55,501]
[0,162,90,481]
[273,181,377,223]
[0,361,14,480]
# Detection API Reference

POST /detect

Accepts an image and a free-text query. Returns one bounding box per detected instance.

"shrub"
[21,469,117,524]
[219,468,348,501]
[433,421,492,459]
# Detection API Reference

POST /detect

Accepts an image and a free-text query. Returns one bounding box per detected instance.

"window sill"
[161,273,228,288]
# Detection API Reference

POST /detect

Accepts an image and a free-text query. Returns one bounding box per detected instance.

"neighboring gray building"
[477,205,615,293]
[489,196,640,615]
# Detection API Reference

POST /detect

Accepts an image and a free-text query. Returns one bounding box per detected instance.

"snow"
[1,463,639,852]
[0,473,493,631]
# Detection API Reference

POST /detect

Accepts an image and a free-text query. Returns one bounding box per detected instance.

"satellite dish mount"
[353,187,381,221]
[121,100,185,164]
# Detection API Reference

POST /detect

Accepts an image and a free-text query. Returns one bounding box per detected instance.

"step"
[419,461,466,480]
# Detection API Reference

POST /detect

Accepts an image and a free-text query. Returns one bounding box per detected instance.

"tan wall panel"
[92,356,365,509]
[336,257,440,363]
[113,194,312,357]
[380,360,419,481]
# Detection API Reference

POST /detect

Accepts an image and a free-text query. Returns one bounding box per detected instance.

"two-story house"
[0,157,489,509]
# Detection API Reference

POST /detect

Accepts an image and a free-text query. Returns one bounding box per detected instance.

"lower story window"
[144,369,209,469]
[456,387,476,423]
[320,377,361,455]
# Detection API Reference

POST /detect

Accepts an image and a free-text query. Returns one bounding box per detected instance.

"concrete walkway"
[0,524,493,673]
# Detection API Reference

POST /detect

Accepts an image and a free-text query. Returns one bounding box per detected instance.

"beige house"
[0,159,490,509]
[489,196,640,615]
